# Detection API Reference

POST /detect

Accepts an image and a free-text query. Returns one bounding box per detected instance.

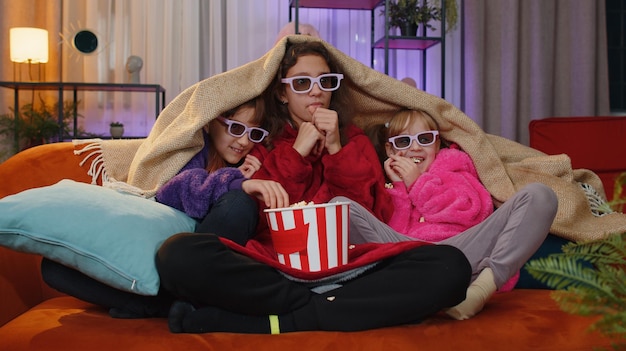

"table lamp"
[10,27,49,81]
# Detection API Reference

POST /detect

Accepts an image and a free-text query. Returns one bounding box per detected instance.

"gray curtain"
[0,0,611,148]
[462,0,610,145]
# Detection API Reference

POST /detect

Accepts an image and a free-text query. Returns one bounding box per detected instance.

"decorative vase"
[400,23,419,36]
[110,126,124,138]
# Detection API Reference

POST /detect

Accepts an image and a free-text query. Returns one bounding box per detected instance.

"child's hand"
[292,121,324,157]
[384,157,403,183]
[310,106,341,155]
[238,154,262,178]
[241,179,290,209]
[386,152,423,188]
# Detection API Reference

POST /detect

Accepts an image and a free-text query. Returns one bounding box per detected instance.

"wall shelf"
[0,81,166,142]
[373,37,441,50]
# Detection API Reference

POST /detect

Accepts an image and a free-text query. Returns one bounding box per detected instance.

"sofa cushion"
[0,292,613,351]
[529,116,626,200]
[0,179,196,296]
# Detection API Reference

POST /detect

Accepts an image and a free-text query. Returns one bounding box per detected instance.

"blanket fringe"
[103,177,151,199]
[73,139,109,185]
[580,182,613,217]
[73,139,151,199]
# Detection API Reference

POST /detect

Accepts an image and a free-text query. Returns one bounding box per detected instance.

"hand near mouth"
[292,121,325,158]
[238,154,262,178]
[384,152,423,188]
[309,106,341,155]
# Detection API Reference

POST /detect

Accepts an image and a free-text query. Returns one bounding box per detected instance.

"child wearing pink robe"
[334,109,554,319]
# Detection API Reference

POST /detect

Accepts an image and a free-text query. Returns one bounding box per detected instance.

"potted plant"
[109,121,125,138]
[0,97,83,154]
[526,231,626,350]
[382,0,458,36]
[525,173,626,350]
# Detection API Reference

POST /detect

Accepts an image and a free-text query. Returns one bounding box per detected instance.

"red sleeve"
[252,137,315,203]
[253,125,393,222]
[249,143,268,162]
[320,128,393,222]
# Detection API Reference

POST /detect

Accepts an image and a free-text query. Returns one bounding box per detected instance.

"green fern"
[525,232,626,350]
[526,169,626,349]
[526,255,607,291]
[563,234,626,266]
[611,173,626,213]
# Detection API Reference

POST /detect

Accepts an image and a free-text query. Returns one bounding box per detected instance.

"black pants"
[195,189,259,246]
[156,233,471,331]
[40,189,258,316]
[41,258,174,318]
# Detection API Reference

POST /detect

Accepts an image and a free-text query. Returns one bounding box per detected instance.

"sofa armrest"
[0,247,51,327]
[0,142,95,326]
[0,142,93,199]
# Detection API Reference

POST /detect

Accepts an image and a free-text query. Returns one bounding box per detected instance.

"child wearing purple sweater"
[333,109,555,319]
[41,98,290,319]
[156,97,288,246]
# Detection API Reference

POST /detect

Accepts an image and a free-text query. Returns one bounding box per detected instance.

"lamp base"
[13,60,45,82]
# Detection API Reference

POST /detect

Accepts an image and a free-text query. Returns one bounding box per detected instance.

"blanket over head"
[75,35,626,243]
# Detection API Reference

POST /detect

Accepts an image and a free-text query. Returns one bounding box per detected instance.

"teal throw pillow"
[0,180,195,296]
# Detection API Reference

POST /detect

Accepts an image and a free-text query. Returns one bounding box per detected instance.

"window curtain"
[462,0,610,144]
[3,0,608,144]
[60,0,461,138]
[61,0,214,137]
[0,0,62,162]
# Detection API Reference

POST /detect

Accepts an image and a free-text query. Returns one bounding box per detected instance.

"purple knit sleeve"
[156,167,246,219]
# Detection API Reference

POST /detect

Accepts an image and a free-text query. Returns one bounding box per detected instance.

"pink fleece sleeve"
[402,148,494,242]
[386,182,413,234]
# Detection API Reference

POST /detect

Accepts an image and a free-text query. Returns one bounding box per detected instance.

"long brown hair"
[262,40,354,149]
[205,97,265,173]
[365,109,445,167]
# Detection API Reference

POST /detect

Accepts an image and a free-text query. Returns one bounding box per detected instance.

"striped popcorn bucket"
[264,202,350,272]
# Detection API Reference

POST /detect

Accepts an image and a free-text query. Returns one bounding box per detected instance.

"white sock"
[446,267,497,320]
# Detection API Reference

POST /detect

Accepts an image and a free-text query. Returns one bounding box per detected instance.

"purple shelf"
[373,37,441,51]
[290,0,383,10]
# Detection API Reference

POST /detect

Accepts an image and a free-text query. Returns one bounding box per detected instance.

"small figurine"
[125,55,143,84]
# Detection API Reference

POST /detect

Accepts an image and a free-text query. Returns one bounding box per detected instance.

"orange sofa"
[0,140,616,351]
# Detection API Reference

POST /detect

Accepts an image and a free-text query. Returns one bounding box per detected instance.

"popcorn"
[291,201,314,207]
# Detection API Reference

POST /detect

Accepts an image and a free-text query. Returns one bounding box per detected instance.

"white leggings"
[333,182,558,288]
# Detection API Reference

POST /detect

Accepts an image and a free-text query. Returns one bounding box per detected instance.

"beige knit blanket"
[76,35,626,242]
